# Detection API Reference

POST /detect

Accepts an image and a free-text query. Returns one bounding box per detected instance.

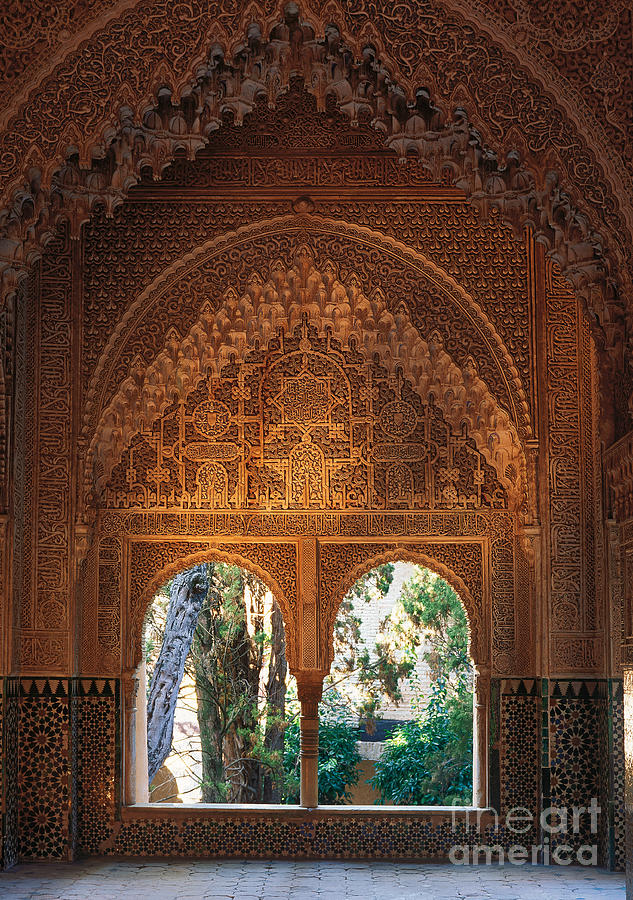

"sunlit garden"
[143,561,473,805]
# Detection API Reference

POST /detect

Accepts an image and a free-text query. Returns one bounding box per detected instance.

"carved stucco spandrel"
[318,541,487,670]
[99,318,513,520]
[126,541,298,672]
[298,537,319,671]
[88,240,527,514]
[79,204,532,437]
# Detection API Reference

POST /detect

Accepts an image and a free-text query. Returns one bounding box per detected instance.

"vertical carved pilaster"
[122,671,139,806]
[0,515,9,673]
[473,664,491,808]
[134,661,149,803]
[299,537,318,670]
[624,668,633,898]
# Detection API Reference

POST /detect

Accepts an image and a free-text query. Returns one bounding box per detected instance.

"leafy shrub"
[371,672,472,805]
[370,569,473,806]
[283,688,361,804]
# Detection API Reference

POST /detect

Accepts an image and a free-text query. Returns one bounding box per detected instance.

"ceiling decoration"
[0,1,630,373]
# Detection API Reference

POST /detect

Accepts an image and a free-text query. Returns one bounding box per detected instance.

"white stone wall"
[335,562,434,722]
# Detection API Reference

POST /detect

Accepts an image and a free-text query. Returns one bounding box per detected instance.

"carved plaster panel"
[80,201,531,431]
[82,509,518,677]
[92,243,525,512]
[319,540,486,669]
[101,310,512,516]
[0,1,627,371]
[546,263,603,673]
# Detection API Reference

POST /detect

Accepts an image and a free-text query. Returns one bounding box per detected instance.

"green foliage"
[330,562,419,728]
[282,687,361,805]
[315,720,361,804]
[191,562,288,802]
[146,559,473,808]
[399,569,470,677]
[371,673,472,805]
[333,564,394,670]
[147,562,287,803]
[369,568,473,806]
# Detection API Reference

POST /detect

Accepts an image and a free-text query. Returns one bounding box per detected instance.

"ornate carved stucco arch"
[0,2,627,367]
[88,245,527,509]
[82,216,532,510]
[129,545,296,672]
[82,216,530,436]
[2,0,628,166]
[317,536,494,808]
[326,547,482,668]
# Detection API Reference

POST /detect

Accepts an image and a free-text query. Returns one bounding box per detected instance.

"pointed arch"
[0,2,627,365]
[84,218,531,511]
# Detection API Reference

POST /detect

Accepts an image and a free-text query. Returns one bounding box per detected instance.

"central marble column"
[296,674,323,808]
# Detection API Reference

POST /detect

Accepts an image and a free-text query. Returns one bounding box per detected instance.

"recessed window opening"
[141,561,296,804]
[136,559,477,808]
[325,562,474,806]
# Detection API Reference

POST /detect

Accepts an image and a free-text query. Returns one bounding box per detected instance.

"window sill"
[122,803,494,821]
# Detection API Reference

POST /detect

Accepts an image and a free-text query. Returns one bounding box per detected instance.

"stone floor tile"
[0,859,626,900]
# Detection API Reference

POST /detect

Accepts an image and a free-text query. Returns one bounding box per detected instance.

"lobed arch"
[83,217,532,511]
[323,547,485,670]
[129,546,294,674]
[0,2,627,368]
[318,539,492,807]
[1,0,628,207]
[82,217,531,432]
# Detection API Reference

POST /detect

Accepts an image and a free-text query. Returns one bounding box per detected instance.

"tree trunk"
[263,599,287,802]
[193,563,226,802]
[146,565,208,785]
[194,667,225,801]
[188,564,289,803]
[242,574,267,802]
[222,570,256,803]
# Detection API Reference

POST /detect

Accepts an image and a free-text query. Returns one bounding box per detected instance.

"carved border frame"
[83,215,532,449]
[81,508,518,677]
[320,540,485,668]
[126,537,299,671]
[77,508,517,814]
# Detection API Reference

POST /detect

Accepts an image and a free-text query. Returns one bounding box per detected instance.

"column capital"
[295,671,324,704]
[122,669,140,708]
